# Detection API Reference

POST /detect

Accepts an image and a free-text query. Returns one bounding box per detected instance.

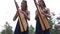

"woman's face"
[38,0,43,6]
[21,1,26,9]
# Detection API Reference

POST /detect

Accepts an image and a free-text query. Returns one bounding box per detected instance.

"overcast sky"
[0,0,60,32]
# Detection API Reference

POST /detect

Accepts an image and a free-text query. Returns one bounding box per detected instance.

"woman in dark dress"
[35,0,51,34]
[13,0,30,34]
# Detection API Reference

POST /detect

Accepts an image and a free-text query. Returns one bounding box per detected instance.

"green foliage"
[50,12,60,34]
[56,17,60,20]
[29,25,35,34]
[1,22,13,34]
[52,24,60,34]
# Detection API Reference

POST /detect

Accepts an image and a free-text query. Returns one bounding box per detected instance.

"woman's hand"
[20,10,30,20]
[20,10,25,14]
[41,11,51,18]
[13,11,18,21]
[41,11,45,15]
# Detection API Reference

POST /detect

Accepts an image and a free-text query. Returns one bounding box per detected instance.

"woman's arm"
[27,11,30,20]
[13,11,18,21]
[42,8,51,18]
[45,8,51,18]
[35,10,38,20]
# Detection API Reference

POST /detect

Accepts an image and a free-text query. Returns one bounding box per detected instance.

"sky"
[0,0,60,32]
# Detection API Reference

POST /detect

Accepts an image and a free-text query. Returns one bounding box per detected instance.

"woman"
[13,0,30,34]
[35,0,51,34]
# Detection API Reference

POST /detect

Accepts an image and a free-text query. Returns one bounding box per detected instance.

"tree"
[56,16,60,24]
[29,25,35,34]
[52,24,60,34]
[1,22,13,34]
[1,30,5,34]
[55,16,60,34]
[50,13,60,34]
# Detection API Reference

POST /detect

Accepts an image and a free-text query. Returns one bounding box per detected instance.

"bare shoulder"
[26,10,30,14]
[45,7,50,13]
[18,9,22,11]
[45,7,50,11]
[35,10,38,13]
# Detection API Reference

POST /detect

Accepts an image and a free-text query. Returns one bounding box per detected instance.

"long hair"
[42,0,46,7]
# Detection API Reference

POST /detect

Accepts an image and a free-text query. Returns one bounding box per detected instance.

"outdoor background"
[0,0,60,34]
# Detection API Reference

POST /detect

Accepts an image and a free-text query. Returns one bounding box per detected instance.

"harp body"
[34,0,51,31]
[14,0,27,32]
[37,6,51,31]
[19,11,27,32]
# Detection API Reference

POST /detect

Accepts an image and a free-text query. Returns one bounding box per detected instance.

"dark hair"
[21,0,27,10]
[39,0,46,7]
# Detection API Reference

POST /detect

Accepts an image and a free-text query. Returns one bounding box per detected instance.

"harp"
[14,0,27,32]
[34,0,51,31]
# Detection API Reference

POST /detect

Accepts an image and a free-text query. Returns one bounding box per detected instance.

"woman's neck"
[22,8,26,11]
